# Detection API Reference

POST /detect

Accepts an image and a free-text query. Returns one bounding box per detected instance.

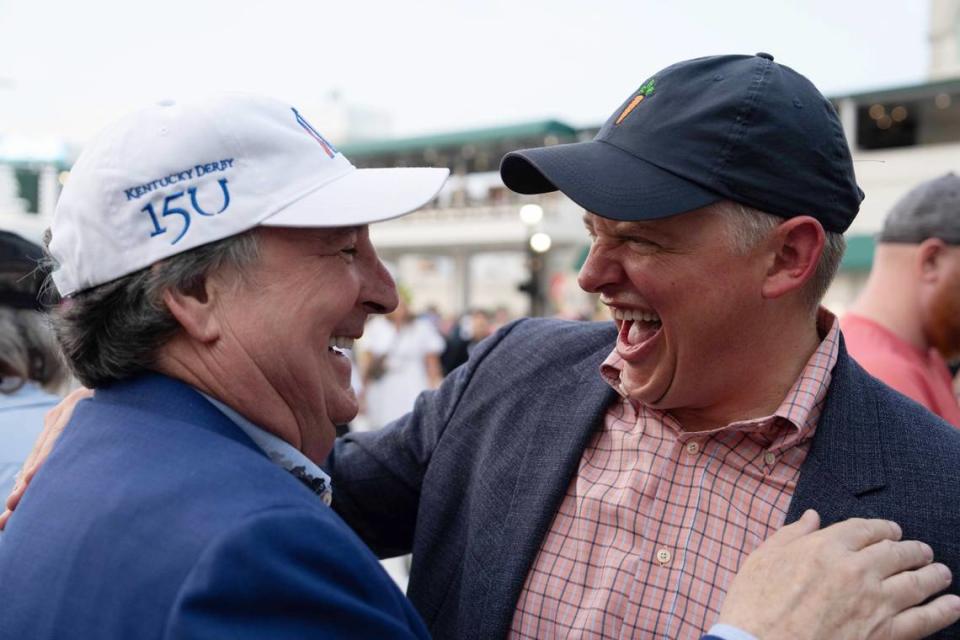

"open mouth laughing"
[612,307,663,359]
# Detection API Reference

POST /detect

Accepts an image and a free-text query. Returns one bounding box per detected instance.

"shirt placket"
[619,421,707,639]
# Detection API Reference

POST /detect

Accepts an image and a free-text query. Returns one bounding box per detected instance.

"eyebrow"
[582,213,671,239]
[319,226,360,241]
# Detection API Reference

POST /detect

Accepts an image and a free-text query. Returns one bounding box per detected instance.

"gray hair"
[49,231,260,388]
[0,308,69,394]
[712,201,846,310]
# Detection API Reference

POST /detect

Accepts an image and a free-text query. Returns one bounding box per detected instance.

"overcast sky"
[0,0,931,145]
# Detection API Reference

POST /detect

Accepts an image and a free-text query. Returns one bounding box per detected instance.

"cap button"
[756,52,774,61]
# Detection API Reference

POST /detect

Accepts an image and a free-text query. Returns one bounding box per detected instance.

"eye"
[340,245,358,261]
[626,237,660,252]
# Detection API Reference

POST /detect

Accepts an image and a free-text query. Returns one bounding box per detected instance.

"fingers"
[860,539,936,580]
[762,509,821,548]
[814,516,902,551]
[25,387,91,472]
[5,477,26,511]
[883,562,953,612]
[887,593,960,640]
[0,509,10,530]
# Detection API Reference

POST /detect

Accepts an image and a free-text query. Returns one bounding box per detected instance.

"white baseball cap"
[50,93,449,296]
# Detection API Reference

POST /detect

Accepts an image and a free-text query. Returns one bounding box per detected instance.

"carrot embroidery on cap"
[615,78,656,125]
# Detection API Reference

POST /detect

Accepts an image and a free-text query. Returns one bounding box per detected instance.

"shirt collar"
[599,308,841,444]
[201,393,333,506]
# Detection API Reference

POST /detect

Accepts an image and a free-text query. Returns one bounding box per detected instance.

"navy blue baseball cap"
[500,53,864,233]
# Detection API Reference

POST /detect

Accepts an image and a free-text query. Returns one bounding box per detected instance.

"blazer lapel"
[477,348,618,639]
[787,340,887,524]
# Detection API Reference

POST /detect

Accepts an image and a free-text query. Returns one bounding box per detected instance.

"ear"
[760,216,825,300]
[162,275,222,344]
[916,238,947,284]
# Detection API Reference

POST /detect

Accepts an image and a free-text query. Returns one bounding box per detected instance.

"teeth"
[611,309,661,323]
[327,336,355,350]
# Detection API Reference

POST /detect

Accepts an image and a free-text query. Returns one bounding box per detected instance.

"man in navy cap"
[328,54,960,639]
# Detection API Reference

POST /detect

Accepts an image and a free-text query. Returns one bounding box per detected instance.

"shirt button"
[656,548,672,565]
[764,451,777,466]
[686,442,700,455]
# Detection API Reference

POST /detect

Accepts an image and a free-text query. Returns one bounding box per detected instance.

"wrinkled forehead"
[582,209,714,238]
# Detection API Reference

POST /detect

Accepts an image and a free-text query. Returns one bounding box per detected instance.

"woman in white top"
[360,297,444,430]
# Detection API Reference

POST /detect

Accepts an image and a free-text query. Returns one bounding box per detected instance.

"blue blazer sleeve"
[163,507,429,639]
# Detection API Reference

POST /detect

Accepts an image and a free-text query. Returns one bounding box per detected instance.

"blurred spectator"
[843,172,960,426]
[0,231,69,497]
[421,304,442,332]
[492,306,511,331]
[360,293,444,429]
[440,308,495,375]
[469,308,494,347]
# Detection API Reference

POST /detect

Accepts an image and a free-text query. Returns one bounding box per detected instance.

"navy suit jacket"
[0,374,428,640]
[330,318,960,640]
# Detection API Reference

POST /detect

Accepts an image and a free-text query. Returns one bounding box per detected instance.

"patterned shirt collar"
[599,308,841,445]
[201,393,333,506]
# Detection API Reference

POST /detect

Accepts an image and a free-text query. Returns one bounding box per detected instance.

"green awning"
[340,120,578,158]
[841,234,875,271]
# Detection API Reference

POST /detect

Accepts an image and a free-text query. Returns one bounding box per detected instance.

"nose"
[361,251,399,315]
[577,243,624,294]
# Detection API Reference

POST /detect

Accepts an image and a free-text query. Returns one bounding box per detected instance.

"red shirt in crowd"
[841,313,960,428]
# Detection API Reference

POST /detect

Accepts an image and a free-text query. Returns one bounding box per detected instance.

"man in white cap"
[843,173,960,426]
[0,94,448,639]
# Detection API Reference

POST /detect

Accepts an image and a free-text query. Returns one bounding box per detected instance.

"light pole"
[518,204,552,317]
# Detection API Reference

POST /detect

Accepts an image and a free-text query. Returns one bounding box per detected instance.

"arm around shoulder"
[327,318,529,556]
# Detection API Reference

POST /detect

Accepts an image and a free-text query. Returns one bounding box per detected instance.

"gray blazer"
[330,318,960,639]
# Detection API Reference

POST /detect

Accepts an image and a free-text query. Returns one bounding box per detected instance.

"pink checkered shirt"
[509,310,841,640]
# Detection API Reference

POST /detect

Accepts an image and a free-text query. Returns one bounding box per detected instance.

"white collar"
[201,393,333,506]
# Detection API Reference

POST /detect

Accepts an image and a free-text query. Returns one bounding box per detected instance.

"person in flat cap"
[323,54,960,639]
[842,173,960,426]
[4,76,960,640]
[0,231,69,499]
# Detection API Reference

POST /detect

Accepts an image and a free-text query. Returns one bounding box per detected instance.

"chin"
[621,371,668,406]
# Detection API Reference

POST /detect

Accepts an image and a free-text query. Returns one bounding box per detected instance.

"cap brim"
[263,166,449,228]
[500,140,721,221]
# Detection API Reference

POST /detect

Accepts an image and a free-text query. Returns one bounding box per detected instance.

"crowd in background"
[351,301,509,431]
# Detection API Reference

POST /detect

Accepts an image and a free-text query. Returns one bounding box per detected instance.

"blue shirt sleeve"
[705,623,759,640]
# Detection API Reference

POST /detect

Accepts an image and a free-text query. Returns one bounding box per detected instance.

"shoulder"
[458,318,615,388]
[840,351,960,449]
[166,506,427,639]
[830,353,960,509]
[483,317,616,359]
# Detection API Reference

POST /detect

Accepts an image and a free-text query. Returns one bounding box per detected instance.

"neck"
[669,310,824,432]
[153,337,332,464]
[849,253,927,351]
